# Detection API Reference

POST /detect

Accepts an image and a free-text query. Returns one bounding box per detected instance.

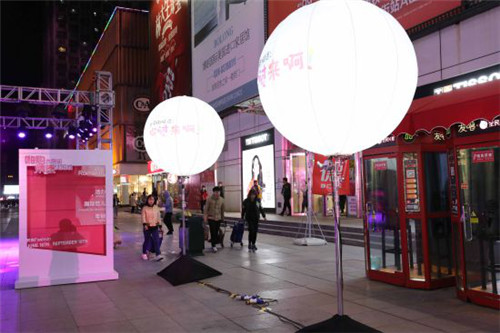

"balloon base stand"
[297,314,379,332]
[157,255,222,286]
[293,237,327,246]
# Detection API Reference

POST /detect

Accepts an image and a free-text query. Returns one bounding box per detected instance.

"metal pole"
[306,151,314,238]
[181,178,187,256]
[354,152,363,218]
[333,157,344,315]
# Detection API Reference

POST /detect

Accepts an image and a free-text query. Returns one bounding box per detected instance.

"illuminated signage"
[434,71,500,95]
[245,133,270,146]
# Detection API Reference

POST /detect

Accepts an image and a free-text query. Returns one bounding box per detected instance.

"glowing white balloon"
[257,0,418,156]
[144,96,225,176]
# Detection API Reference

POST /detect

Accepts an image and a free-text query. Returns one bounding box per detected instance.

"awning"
[393,80,500,135]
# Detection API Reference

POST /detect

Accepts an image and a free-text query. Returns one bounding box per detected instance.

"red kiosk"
[362,79,499,309]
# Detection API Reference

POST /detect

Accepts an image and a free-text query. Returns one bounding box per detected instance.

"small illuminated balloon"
[257,0,418,156]
[144,96,225,176]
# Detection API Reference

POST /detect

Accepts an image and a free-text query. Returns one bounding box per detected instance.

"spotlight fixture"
[67,126,77,140]
[17,126,27,139]
[44,127,54,139]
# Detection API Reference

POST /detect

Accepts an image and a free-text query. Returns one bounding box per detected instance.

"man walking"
[204,186,225,252]
[163,190,174,235]
[280,177,292,216]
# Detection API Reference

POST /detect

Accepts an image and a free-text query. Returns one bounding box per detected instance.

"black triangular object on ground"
[157,255,222,286]
[297,315,380,332]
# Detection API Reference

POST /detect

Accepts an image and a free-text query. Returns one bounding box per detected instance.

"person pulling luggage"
[204,186,225,253]
[242,189,266,252]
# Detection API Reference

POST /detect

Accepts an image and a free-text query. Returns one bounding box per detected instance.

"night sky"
[1,1,44,86]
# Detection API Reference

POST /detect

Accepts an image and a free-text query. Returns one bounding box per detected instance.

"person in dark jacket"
[242,189,266,251]
[163,190,174,235]
[280,177,292,216]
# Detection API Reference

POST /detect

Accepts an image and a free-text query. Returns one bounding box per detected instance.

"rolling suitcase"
[230,220,245,247]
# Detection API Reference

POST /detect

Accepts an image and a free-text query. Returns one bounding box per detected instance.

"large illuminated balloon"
[144,96,225,176]
[257,0,418,156]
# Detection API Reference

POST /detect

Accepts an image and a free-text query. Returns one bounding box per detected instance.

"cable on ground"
[198,281,305,330]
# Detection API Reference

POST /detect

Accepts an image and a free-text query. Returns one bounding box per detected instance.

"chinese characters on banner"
[150,0,191,107]
[312,155,351,196]
[25,156,107,256]
[472,150,494,164]
[367,0,461,30]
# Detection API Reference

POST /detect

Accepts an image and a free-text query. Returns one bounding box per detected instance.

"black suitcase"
[230,220,245,247]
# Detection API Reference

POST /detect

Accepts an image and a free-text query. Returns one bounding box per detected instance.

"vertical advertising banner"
[366,0,461,30]
[312,155,351,196]
[16,150,118,289]
[241,130,276,209]
[192,0,265,111]
[151,0,191,108]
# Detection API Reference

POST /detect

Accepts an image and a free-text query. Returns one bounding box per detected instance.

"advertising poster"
[241,130,275,209]
[26,162,106,255]
[403,153,420,212]
[312,155,351,196]
[367,0,461,30]
[16,150,117,289]
[191,0,265,111]
[151,0,191,107]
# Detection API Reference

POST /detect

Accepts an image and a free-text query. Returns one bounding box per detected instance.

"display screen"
[3,185,19,195]
[26,165,106,255]
[242,144,275,209]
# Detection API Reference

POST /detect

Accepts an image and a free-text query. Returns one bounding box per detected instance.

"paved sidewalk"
[1,209,498,332]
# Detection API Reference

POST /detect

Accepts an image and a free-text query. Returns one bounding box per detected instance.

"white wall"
[415,7,500,86]
[216,112,288,213]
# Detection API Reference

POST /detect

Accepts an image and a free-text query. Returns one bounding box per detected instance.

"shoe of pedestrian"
[248,244,252,251]
[212,247,218,253]
[253,245,258,251]
[153,255,164,261]
[141,254,148,260]
[166,231,173,235]
[279,213,284,216]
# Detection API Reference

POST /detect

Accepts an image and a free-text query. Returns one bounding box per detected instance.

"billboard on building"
[241,129,275,209]
[267,0,316,35]
[151,0,191,107]
[367,0,461,30]
[191,0,265,111]
[16,150,117,289]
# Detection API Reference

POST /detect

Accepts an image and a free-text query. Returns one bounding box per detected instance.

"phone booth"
[362,79,499,309]
[453,128,499,309]
[363,134,455,289]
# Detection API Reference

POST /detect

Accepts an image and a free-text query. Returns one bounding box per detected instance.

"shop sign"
[374,161,387,171]
[367,0,461,30]
[148,160,164,175]
[133,97,150,112]
[312,155,351,196]
[403,154,420,213]
[434,71,500,95]
[472,150,494,164]
[242,129,275,150]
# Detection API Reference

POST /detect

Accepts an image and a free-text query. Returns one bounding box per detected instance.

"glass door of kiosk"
[457,145,500,308]
[364,156,404,284]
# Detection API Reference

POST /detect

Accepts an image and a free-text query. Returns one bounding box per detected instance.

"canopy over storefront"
[394,80,500,136]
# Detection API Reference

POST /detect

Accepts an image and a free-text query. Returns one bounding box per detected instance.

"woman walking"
[141,195,163,261]
[242,190,266,252]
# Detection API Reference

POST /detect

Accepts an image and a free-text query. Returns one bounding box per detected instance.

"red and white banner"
[367,0,461,30]
[150,0,191,107]
[472,150,494,164]
[267,0,317,35]
[17,150,117,289]
[312,155,351,196]
[147,160,164,174]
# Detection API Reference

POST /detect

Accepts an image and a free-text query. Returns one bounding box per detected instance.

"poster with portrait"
[241,130,275,209]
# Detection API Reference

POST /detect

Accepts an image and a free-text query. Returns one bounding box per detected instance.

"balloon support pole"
[298,156,378,333]
[294,151,327,246]
[157,177,222,286]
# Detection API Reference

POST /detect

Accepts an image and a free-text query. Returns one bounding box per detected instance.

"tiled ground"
[1,209,499,333]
